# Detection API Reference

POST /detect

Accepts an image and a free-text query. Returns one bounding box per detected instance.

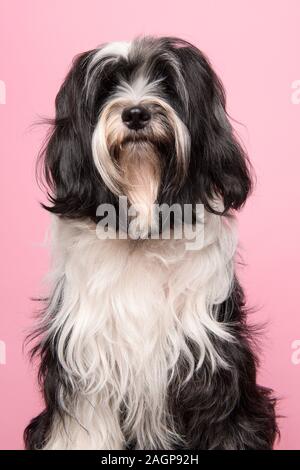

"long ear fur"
[38,51,113,219]
[175,42,253,213]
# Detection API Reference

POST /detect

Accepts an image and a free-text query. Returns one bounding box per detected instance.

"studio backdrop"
[0,0,299,450]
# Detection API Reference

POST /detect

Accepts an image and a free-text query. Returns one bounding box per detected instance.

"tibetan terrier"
[25,36,278,450]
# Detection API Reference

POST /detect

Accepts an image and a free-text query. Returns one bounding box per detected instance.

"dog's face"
[42,37,252,224]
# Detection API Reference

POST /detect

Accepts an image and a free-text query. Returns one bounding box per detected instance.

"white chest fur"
[42,213,237,449]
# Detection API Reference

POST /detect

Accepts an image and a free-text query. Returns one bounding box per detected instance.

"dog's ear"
[38,51,108,218]
[176,44,253,213]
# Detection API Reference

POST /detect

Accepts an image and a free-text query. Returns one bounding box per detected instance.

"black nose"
[122,106,151,130]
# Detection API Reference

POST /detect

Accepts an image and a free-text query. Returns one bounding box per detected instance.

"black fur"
[25,36,277,450]
[168,281,278,449]
[25,282,71,450]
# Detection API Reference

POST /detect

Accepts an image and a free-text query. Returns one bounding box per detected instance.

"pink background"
[0,0,299,450]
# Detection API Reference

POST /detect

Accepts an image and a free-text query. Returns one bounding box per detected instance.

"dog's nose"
[122,106,151,130]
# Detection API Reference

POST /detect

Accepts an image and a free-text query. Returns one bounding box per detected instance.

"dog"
[24,36,278,450]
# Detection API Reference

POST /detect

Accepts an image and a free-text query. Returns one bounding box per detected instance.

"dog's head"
[41,36,252,226]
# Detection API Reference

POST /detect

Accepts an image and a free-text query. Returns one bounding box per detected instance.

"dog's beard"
[92,96,191,237]
[118,140,161,237]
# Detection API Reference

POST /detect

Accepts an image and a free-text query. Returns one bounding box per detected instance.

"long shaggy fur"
[25,36,278,450]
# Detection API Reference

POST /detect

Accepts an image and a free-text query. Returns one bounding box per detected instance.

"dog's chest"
[92,239,187,361]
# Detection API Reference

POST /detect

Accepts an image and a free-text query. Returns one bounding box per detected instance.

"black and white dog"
[25,36,278,450]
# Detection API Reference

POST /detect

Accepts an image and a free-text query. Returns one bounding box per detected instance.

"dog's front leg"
[25,394,124,450]
[42,400,124,450]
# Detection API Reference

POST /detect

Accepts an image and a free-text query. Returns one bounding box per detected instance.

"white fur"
[93,41,132,61]
[40,211,237,450]
[116,76,164,102]
[84,41,132,99]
